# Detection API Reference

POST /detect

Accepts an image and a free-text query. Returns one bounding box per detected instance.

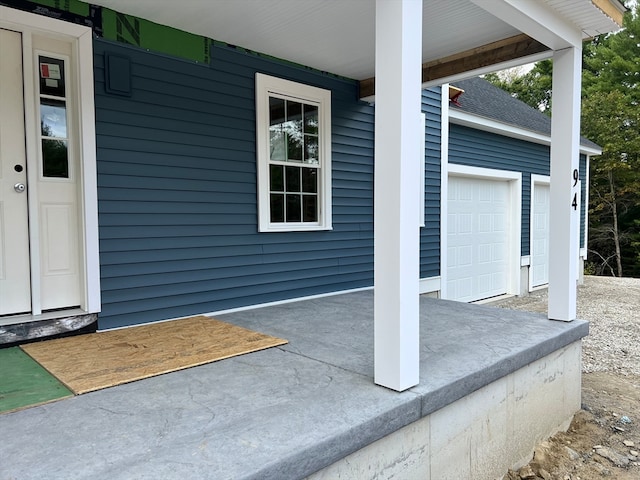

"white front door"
[0,28,82,316]
[0,29,31,315]
[531,182,550,288]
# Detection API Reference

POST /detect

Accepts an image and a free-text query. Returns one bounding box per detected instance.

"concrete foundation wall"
[307,341,582,480]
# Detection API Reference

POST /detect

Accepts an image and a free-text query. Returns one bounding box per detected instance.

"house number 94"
[572,169,579,210]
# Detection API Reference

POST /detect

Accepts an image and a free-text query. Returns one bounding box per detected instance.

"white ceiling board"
[90,0,623,80]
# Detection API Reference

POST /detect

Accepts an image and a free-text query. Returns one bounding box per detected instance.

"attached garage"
[444,165,521,303]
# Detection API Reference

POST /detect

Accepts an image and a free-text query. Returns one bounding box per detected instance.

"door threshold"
[0,309,97,345]
[0,308,87,327]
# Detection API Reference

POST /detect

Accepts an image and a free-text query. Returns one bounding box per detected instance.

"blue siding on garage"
[449,124,550,257]
[420,88,442,279]
[449,124,589,257]
[94,39,376,329]
[580,154,587,249]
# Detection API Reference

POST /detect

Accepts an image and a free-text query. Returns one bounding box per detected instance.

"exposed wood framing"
[359,34,548,98]
[592,0,626,27]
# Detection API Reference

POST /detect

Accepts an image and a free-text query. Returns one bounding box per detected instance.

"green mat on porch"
[0,347,73,414]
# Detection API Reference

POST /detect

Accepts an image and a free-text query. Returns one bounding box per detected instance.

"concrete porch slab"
[0,291,587,480]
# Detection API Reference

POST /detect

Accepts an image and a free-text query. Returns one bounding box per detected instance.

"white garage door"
[447,176,510,302]
[531,183,550,288]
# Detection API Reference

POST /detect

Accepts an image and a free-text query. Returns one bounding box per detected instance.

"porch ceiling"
[89,0,624,83]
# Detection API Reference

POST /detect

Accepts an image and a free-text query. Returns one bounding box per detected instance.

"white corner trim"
[419,112,426,228]
[439,83,451,300]
[449,109,602,156]
[419,276,440,294]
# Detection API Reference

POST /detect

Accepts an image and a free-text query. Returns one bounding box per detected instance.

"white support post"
[548,46,581,321]
[373,0,422,391]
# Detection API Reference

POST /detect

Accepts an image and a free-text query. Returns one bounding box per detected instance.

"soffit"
[90,0,623,81]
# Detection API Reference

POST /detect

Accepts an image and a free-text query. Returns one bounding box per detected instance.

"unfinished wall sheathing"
[2,0,349,80]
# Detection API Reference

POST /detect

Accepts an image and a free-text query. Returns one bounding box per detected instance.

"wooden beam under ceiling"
[359,34,548,99]
[591,0,626,27]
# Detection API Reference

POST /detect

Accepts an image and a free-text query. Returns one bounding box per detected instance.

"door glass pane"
[39,56,66,98]
[42,139,69,178]
[40,99,67,138]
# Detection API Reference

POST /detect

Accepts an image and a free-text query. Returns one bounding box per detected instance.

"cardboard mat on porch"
[20,316,287,395]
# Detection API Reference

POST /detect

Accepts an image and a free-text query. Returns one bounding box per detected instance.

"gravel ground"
[496,275,640,376]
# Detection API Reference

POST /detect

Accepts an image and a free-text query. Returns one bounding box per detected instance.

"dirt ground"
[502,372,640,480]
[498,277,640,480]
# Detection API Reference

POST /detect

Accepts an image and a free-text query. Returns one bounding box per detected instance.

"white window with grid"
[256,73,332,232]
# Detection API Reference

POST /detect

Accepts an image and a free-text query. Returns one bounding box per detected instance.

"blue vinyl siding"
[420,88,442,278]
[94,39,375,329]
[449,124,550,257]
[580,154,587,249]
[449,124,588,257]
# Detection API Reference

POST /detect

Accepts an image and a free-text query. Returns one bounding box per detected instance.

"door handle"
[14,183,26,193]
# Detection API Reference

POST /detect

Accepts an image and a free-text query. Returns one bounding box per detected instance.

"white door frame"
[441,163,522,301]
[0,6,100,322]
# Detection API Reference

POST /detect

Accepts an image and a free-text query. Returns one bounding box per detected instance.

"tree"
[484,60,553,114]
[581,91,640,276]
[581,4,640,277]
[485,3,640,277]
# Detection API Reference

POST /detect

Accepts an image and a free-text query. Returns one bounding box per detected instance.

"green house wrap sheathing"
[101,8,210,64]
[29,0,89,16]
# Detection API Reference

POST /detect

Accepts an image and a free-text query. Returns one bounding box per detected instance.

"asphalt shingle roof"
[450,77,600,151]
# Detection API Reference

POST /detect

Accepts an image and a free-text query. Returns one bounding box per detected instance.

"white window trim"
[255,73,332,232]
[0,6,100,315]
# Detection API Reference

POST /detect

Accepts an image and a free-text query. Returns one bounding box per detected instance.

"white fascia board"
[470,0,582,49]
[449,109,602,156]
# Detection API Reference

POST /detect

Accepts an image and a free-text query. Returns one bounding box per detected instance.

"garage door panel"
[447,175,511,302]
[531,183,550,288]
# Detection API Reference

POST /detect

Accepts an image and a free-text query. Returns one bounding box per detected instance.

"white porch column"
[548,46,581,321]
[373,0,422,391]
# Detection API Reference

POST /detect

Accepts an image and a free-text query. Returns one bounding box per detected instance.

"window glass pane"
[286,195,301,222]
[304,135,319,164]
[286,101,303,162]
[270,194,284,222]
[39,56,66,97]
[303,195,318,222]
[270,164,284,191]
[42,139,69,178]
[285,166,301,192]
[301,168,317,193]
[269,97,286,161]
[304,104,318,134]
[40,99,67,138]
